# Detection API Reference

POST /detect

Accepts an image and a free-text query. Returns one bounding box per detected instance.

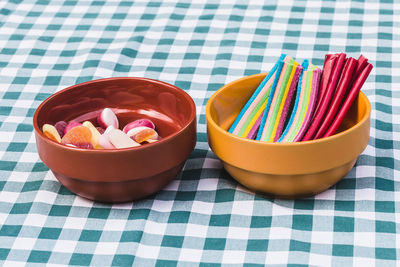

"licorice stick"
[228,54,286,134]
[284,65,313,142]
[314,57,357,139]
[236,73,276,137]
[256,59,286,140]
[258,60,292,141]
[246,112,263,139]
[323,63,373,137]
[269,60,301,142]
[314,54,336,115]
[278,60,309,142]
[294,67,321,142]
[302,53,346,141]
[240,97,268,138]
[353,55,368,79]
[273,64,302,141]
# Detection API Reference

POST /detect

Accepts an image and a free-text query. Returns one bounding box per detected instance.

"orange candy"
[42,124,61,143]
[133,128,158,144]
[61,126,92,147]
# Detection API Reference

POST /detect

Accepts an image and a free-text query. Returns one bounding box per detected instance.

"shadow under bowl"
[34,77,196,203]
[206,73,370,198]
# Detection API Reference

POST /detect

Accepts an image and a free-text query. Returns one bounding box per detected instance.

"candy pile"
[42,108,159,149]
[229,53,373,142]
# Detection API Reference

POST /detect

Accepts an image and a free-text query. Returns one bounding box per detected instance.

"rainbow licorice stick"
[278,60,309,142]
[258,56,301,142]
[228,54,286,135]
[273,63,303,142]
[279,62,321,142]
[294,66,321,142]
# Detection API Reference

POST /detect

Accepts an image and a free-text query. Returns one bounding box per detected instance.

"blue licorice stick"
[277,59,309,142]
[255,59,285,140]
[228,54,286,133]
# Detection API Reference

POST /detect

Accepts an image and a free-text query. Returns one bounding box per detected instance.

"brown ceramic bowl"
[34,77,196,203]
[206,73,370,198]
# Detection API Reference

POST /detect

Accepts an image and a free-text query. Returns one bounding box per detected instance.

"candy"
[258,56,302,142]
[132,128,158,143]
[256,59,285,140]
[97,108,119,129]
[126,126,151,137]
[99,133,115,149]
[303,53,346,141]
[280,62,322,142]
[42,106,161,149]
[229,54,286,136]
[96,127,105,134]
[98,126,116,149]
[64,121,82,135]
[229,53,372,143]
[61,126,92,148]
[107,128,140,148]
[123,119,155,133]
[314,57,357,139]
[54,121,67,138]
[274,63,302,141]
[323,63,373,138]
[42,124,61,143]
[82,121,103,149]
[293,65,321,142]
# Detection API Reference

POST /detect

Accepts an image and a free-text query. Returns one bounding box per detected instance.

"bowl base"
[223,159,357,198]
[52,162,185,203]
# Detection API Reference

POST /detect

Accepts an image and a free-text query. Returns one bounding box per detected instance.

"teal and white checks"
[0,0,399,265]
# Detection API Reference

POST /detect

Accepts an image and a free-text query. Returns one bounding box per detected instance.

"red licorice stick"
[323,63,373,138]
[302,53,346,141]
[354,55,368,78]
[314,57,357,139]
[346,55,368,96]
[314,54,336,116]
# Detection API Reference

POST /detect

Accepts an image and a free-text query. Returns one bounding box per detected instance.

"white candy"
[98,133,115,149]
[97,108,119,129]
[107,128,140,148]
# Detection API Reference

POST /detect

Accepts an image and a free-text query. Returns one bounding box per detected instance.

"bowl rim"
[206,72,371,147]
[33,77,197,153]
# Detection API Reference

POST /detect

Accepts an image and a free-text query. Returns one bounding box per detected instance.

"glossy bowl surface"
[34,77,196,202]
[206,73,370,198]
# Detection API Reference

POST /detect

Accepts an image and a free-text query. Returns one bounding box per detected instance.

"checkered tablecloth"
[0,0,399,265]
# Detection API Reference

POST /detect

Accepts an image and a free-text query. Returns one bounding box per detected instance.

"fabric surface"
[0,0,398,266]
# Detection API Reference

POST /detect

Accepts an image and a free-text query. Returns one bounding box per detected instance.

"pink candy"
[64,121,82,135]
[97,108,119,129]
[123,119,155,133]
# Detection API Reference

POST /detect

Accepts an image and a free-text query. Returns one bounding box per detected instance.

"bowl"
[34,77,196,203]
[206,73,370,198]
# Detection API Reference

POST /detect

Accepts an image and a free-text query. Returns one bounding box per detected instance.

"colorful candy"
[229,53,372,142]
[42,108,161,149]
[258,56,303,142]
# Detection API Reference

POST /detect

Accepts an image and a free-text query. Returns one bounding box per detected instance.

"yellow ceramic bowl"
[206,73,371,198]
